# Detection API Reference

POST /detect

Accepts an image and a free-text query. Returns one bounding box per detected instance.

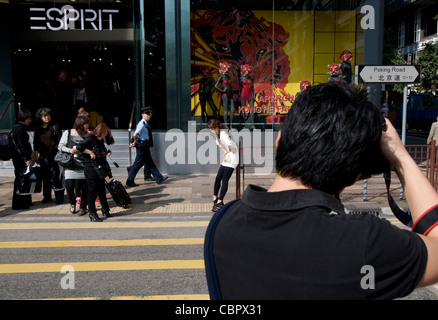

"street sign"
[356,65,420,84]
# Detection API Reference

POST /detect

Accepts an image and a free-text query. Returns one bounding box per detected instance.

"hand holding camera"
[380,118,411,173]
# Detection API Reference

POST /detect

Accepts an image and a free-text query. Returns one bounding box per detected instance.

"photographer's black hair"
[276,82,384,195]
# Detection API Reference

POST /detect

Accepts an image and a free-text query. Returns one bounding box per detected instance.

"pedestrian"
[33,107,64,204]
[76,123,114,222]
[427,115,438,146]
[10,109,34,210]
[205,82,438,299]
[126,106,168,187]
[207,119,239,212]
[58,115,90,215]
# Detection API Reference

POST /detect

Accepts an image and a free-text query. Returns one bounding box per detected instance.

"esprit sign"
[30,6,119,31]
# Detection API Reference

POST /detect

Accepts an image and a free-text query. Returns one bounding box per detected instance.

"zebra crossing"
[0,216,211,300]
[2,209,438,301]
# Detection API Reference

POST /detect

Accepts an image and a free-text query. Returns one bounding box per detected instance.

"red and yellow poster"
[191,10,363,119]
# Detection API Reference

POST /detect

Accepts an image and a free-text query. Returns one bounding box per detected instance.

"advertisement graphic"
[191,10,361,122]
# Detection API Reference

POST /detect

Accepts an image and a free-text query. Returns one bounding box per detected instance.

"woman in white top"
[207,119,239,212]
[58,116,89,215]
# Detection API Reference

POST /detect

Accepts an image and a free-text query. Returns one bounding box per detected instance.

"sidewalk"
[0,170,405,219]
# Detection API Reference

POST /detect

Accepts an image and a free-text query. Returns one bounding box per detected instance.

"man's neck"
[268,175,311,193]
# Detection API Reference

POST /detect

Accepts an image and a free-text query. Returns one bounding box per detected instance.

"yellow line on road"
[0,260,205,274]
[0,221,209,230]
[386,218,403,225]
[0,238,204,248]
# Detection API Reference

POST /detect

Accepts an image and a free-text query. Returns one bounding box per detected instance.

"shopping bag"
[18,166,42,195]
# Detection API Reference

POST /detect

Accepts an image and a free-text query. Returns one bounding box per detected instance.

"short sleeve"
[134,121,143,135]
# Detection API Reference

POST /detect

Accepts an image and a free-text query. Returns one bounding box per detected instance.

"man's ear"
[275,130,281,148]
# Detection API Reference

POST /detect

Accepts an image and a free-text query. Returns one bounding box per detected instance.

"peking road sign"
[356,65,420,84]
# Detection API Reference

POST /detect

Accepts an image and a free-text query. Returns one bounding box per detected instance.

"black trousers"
[40,162,64,202]
[12,156,32,209]
[213,165,234,201]
[84,165,109,213]
[65,179,88,209]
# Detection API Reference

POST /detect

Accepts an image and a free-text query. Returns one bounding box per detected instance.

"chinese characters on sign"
[356,65,420,84]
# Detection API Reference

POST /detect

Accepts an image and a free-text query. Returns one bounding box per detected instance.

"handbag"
[54,150,75,168]
[55,129,83,169]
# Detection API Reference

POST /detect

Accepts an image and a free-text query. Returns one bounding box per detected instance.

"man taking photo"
[205,82,438,300]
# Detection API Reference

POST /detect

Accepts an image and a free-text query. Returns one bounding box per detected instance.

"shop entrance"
[12,40,134,130]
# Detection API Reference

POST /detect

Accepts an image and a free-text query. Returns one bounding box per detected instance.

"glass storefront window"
[5,0,379,132]
[9,0,166,130]
[190,0,365,130]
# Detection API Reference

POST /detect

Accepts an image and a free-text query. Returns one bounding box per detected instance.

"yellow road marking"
[0,238,204,248]
[385,218,403,225]
[0,221,209,230]
[0,260,205,274]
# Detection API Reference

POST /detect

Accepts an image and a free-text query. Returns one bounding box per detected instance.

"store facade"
[0,0,383,132]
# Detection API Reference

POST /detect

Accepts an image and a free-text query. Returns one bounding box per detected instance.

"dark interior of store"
[9,1,166,130]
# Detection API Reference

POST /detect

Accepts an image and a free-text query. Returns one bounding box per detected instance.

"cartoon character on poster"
[240,64,255,128]
[192,10,291,122]
[339,50,353,84]
[215,62,235,128]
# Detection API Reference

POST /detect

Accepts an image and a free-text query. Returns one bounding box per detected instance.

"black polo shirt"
[212,185,428,300]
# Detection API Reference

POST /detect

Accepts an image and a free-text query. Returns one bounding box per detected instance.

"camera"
[361,116,390,177]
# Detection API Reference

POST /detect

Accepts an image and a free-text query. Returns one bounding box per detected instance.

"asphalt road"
[0,215,209,300]
[1,214,438,302]
[0,134,437,304]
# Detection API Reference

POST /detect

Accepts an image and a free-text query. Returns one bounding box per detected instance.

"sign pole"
[402,84,408,145]
[400,84,409,200]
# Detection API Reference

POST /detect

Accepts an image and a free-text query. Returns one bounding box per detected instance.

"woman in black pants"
[207,119,239,212]
[76,123,114,222]
[58,115,90,215]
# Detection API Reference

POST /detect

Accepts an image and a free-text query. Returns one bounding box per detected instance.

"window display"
[191,7,364,128]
